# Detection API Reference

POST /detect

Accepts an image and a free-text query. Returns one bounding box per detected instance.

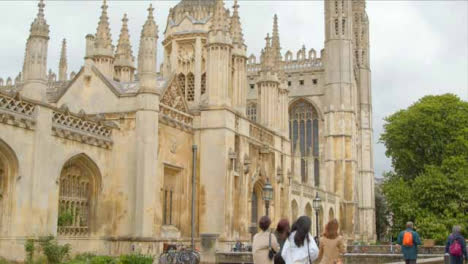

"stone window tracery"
[177,73,186,97]
[247,103,257,122]
[58,164,92,236]
[201,73,206,95]
[290,101,319,184]
[187,73,195,101]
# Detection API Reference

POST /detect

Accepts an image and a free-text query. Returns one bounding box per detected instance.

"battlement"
[247,46,324,74]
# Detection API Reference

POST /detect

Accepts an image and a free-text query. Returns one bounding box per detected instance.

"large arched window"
[0,140,18,235]
[289,100,320,185]
[58,154,100,237]
[247,103,257,122]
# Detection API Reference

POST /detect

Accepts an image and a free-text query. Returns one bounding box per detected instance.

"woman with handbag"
[317,219,346,264]
[281,216,319,264]
[274,219,291,264]
[253,216,280,264]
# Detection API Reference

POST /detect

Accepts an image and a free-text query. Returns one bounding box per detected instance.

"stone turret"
[271,14,282,67]
[230,0,247,113]
[352,0,375,241]
[137,4,158,92]
[92,0,114,78]
[134,4,160,238]
[206,0,232,107]
[115,14,135,82]
[58,39,67,81]
[21,0,50,101]
[323,0,357,238]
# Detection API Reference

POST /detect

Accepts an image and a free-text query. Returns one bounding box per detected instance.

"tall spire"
[30,0,49,38]
[138,4,158,91]
[94,0,113,57]
[230,0,244,45]
[271,14,282,62]
[115,14,134,68]
[210,0,229,33]
[59,39,67,81]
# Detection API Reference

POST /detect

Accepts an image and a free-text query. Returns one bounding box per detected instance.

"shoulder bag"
[269,232,277,260]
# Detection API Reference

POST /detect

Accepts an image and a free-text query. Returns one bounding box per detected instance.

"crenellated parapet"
[247,46,324,74]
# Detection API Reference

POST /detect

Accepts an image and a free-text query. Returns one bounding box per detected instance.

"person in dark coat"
[397,221,422,264]
[445,225,467,264]
[274,219,291,264]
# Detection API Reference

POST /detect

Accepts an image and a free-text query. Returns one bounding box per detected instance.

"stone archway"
[251,180,264,228]
[57,153,101,237]
[0,139,18,235]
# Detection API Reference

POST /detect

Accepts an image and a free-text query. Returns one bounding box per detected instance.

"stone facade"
[0,0,375,261]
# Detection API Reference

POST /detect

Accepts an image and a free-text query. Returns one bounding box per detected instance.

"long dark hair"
[291,216,311,247]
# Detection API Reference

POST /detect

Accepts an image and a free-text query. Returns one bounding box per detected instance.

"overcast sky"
[0,0,467,178]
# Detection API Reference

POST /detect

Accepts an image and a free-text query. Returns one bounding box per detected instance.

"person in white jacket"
[281,216,319,264]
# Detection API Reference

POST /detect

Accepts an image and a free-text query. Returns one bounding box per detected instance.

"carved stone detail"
[0,92,36,130]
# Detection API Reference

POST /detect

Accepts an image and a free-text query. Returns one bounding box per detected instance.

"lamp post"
[313,192,322,245]
[262,179,273,217]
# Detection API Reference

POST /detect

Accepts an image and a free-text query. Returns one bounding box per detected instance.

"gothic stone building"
[0,0,375,261]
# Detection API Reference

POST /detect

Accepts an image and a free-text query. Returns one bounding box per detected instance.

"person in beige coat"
[253,216,280,264]
[317,219,346,264]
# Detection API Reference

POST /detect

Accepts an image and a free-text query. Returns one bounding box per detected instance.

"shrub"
[118,254,153,264]
[38,236,70,264]
[25,239,35,264]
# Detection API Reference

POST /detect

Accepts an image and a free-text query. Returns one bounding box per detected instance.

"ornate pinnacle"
[271,14,281,61]
[30,0,49,38]
[141,4,158,38]
[95,0,113,53]
[115,13,134,68]
[230,0,244,45]
[59,39,68,81]
[210,0,228,33]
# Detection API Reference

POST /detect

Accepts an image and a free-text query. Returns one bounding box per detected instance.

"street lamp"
[313,192,322,244]
[262,179,273,217]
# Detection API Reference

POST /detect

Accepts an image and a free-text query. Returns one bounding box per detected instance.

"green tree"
[380,94,468,244]
[380,94,468,181]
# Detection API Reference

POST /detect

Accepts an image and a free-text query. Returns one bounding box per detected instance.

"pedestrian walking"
[253,216,280,264]
[396,221,422,264]
[445,225,467,264]
[317,219,346,264]
[274,219,291,264]
[281,216,319,264]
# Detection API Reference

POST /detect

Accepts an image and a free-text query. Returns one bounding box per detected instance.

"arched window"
[289,100,320,184]
[186,73,195,102]
[314,158,320,187]
[0,140,18,234]
[247,103,257,122]
[201,73,206,95]
[177,73,186,97]
[58,154,100,237]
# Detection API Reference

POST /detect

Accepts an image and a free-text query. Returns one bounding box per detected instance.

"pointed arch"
[0,139,19,234]
[329,207,335,222]
[305,203,313,220]
[251,180,264,228]
[57,153,101,237]
[291,199,299,223]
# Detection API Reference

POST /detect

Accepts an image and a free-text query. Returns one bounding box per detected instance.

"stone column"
[194,37,202,104]
[134,91,160,237]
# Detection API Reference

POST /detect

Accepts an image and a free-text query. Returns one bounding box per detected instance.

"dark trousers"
[449,255,464,264]
[405,260,416,264]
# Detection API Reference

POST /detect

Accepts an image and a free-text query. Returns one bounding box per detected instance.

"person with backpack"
[445,225,467,264]
[397,221,422,264]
